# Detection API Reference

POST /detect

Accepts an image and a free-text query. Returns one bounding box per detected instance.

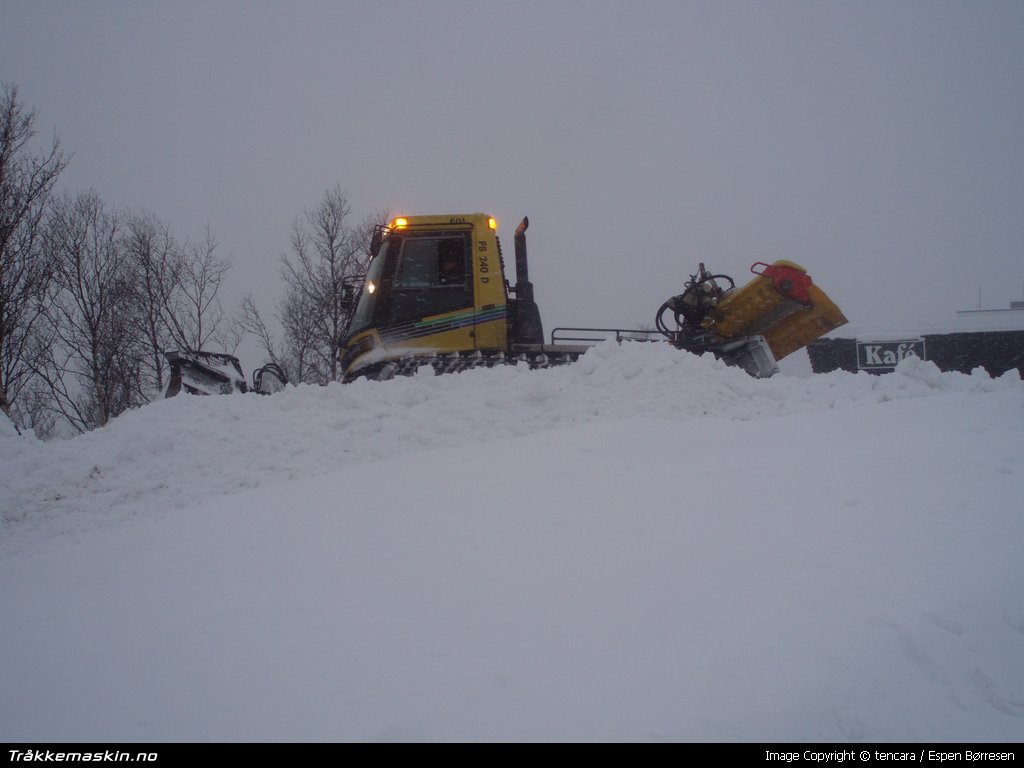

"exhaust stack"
[510,216,544,345]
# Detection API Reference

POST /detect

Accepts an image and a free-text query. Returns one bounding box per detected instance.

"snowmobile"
[339,213,847,381]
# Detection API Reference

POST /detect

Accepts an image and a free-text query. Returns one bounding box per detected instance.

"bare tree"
[237,192,386,386]
[163,226,231,353]
[36,190,137,432]
[9,374,58,438]
[238,292,278,364]
[123,211,179,396]
[279,185,369,384]
[237,285,316,385]
[278,281,322,383]
[0,83,69,423]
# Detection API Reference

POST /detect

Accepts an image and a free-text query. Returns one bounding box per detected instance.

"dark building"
[807,304,1024,377]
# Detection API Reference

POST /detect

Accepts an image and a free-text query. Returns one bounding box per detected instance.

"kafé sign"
[856,339,927,370]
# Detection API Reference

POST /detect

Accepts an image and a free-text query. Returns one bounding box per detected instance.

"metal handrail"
[550,327,663,345]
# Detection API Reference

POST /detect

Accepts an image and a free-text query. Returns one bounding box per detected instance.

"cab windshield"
[347,241,389,335]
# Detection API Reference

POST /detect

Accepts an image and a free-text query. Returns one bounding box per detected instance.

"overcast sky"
[3,1,1023,343]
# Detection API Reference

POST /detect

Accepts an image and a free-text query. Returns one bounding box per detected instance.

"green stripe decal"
[382,305,507,345]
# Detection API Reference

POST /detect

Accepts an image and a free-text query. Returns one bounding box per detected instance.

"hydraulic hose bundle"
[655,264,735,344]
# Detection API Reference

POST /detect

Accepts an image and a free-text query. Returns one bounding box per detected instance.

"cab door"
[388,232,474,325]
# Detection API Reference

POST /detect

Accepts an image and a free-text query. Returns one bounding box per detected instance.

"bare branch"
[238,292,279,369]
[0,83,69,423]
[123,210,178,395]
[36,190,138,431]
[277,185,373,384]
[163,225,231,353]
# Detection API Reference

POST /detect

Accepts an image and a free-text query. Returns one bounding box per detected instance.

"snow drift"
[1,342,1022,741]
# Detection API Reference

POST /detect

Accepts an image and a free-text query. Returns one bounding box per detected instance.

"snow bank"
[2,341,1020,542]
[1,341,1022,741]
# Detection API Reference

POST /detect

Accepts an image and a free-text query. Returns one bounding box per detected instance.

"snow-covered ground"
[2,342,1022,742]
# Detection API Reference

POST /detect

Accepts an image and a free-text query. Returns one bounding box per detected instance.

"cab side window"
[437,238,465,285]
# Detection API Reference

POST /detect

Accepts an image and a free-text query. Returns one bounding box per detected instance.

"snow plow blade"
[164,351,289,396]
[164,350,248,397]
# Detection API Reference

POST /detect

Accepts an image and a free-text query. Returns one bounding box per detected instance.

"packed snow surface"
[2,342,1022,742]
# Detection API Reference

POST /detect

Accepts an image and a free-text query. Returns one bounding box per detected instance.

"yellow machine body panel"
[705,260,847,361]
[759,284,848,361]
[341,214,510,378]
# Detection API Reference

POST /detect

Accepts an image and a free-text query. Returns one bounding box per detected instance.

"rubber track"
[346,350,583,382]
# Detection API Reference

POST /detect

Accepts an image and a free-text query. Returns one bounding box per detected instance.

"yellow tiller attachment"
[706,261,847,360]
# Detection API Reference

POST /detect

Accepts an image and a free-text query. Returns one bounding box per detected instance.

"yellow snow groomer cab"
[341,214,522,381]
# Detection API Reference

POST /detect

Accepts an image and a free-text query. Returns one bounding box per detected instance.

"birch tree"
[0,84,68,424]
